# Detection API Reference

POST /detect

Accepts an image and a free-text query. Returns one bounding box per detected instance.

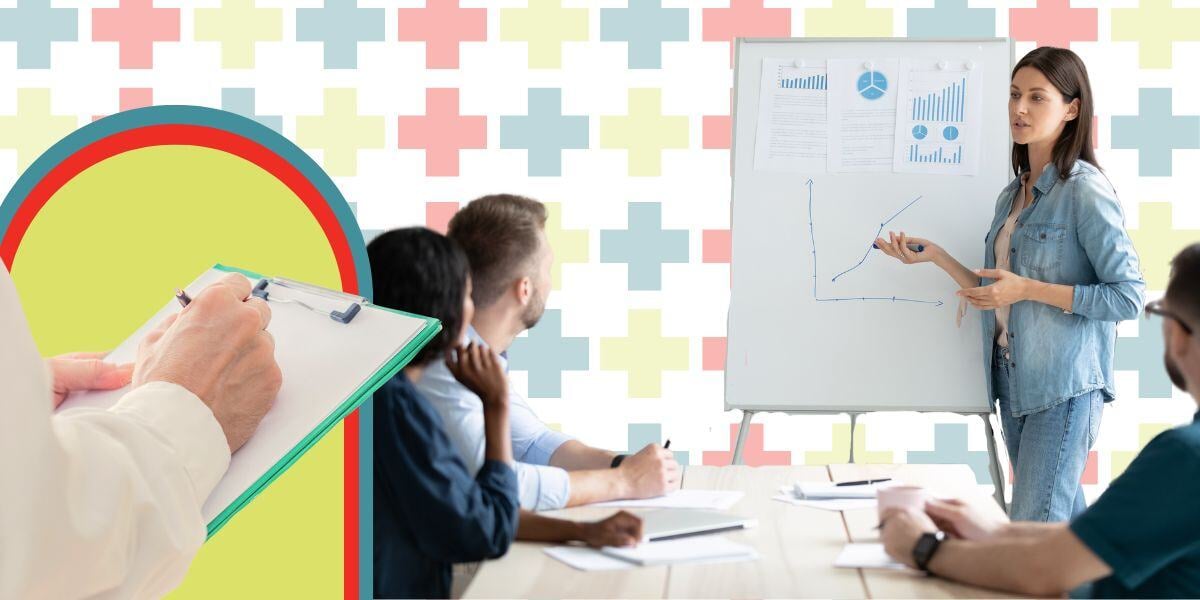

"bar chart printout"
[754,59,829,173]
[910,75,966,122]
[894,60,983,176]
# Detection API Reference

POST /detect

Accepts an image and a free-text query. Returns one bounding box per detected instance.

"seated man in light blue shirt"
[416,194,681,511]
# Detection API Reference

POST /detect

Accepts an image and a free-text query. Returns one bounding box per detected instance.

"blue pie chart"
[856,71,888,100]
[943,125,960,141]
[912,125,929,140]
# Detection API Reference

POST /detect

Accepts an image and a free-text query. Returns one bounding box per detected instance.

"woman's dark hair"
[1011,47,1099,180]
[368,227,470,366]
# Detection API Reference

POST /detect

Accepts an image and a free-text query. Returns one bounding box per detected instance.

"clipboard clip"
[252,278,363,324]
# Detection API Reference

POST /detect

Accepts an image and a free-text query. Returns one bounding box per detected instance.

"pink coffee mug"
[876,485,929,519]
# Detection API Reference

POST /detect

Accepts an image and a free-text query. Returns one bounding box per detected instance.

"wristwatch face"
[913,531,944,570]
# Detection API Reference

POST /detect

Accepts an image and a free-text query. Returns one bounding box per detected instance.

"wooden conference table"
[463,463,1011,599]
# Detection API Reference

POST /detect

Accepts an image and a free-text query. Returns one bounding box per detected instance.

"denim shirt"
[982,160,1145,416]
[373,371,519,599]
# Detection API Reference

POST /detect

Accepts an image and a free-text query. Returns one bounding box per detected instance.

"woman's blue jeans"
[993,344,1103,522]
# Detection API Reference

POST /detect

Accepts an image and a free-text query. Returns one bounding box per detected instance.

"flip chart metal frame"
[726,38,1013,511]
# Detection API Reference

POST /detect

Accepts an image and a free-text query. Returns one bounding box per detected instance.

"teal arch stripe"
[0,104,377,599]
[0,105,371,293]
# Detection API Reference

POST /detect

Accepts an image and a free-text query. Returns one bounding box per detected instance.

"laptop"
[640,509,758,542]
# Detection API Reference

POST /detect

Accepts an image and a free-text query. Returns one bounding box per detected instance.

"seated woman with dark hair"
[370,227,517,599]
[369,228,642,599]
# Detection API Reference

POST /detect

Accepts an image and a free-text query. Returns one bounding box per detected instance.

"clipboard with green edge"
[203,264,441,537]
[55,263,441,539]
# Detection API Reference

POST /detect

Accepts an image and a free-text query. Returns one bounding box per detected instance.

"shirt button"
[1011,248,1016,253]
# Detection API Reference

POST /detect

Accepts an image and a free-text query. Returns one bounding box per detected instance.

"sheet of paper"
[590,489,744,510]
[893,58,984,176]
[834,543,911,571]
[826,58,899,172]
[793,481,895,499]
[600,536,759,567]
[753,58,827,174]
[544,546,637,571]
[773,489,878,511]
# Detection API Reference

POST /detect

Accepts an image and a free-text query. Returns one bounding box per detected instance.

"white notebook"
[794,481,895,500]
[56,265,439,536]
[600,536,758,566]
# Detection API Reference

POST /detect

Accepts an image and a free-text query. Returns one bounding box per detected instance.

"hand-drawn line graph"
[806,179,944,308]
[831,194,923,282]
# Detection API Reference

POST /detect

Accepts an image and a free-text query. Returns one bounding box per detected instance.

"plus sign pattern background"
[1,0,1198,588]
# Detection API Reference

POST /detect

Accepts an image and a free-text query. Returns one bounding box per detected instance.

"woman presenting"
[876,47,1144,522]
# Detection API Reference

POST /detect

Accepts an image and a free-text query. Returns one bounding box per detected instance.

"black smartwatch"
[912,531,946,573]
[610,454,626,468]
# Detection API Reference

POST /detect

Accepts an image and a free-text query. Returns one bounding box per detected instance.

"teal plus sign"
[221,88,282,133]
[907,423,993,485]
[907,0,995,38]
[500,88,589,177]
[1116,325,1173,398]
[600,202,689,291]
[1111,88,1200,177]
[507,309,589,398]
[296,0,385,69]
[600,0,689,69]
[626,423,689,465]
[0,0,77,69]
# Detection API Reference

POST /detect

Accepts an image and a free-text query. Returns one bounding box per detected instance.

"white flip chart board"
[725,38,1012,414]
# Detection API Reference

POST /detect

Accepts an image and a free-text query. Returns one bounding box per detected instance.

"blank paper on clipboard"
[56,264,440,535]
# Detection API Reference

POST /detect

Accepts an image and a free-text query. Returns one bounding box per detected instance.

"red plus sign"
[703,423,792,466]
[703,0,791,66]
[1081,451,1098,485]
[425,202,462,234]
[702,337,727,371]
[398,88,487,177]
[92,0,180,69]
[398,0,487,69]
[92,88,153,122]
[702,229,732,264]
[1010,0,1097,48]
[703,88,733,150]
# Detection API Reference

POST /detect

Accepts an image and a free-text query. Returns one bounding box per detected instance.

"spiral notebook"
[56,264,441,537]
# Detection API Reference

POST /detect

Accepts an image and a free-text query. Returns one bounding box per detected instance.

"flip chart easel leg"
[732,411,754,466]
[848,412,859,464]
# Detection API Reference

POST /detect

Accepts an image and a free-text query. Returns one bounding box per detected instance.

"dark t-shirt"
[373,371,519,599]
[1070,411,1200,598]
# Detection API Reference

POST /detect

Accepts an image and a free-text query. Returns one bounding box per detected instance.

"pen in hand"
[873,242,924,252]
[175,288,192,308]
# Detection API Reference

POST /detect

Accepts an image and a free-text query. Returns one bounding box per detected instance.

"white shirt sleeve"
[513,460,571,511]
[507,387,572,466]
[0,266,231,599]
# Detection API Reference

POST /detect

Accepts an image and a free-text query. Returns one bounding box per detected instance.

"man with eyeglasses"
[880,242,1200,598]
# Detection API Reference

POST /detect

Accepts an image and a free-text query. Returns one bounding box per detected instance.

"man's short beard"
[521,283,546,330]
